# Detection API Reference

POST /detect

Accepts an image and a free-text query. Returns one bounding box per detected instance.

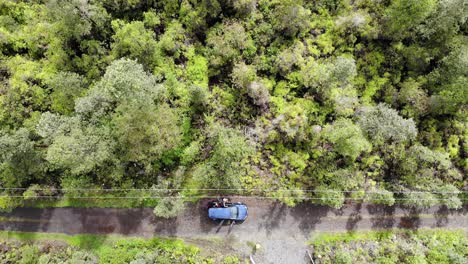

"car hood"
[236,204,248,220]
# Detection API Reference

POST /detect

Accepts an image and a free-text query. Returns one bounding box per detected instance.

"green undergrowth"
[0,231,239,263]
[21,197,159,209]
[310,229,468,264]
[18,196,467,209]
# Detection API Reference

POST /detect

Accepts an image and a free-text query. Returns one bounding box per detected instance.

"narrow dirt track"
[0,199,466,264]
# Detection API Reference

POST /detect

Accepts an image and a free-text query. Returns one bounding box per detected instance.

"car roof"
[208,204,248,220]
[208,207,232,219]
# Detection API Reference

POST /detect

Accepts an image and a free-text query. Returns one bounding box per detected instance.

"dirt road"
[0,199,466,263]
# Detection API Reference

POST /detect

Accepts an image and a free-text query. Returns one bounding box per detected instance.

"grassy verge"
[0,231,239,263]
[21,197,159,208]
[309,229,467,264]
[14,191,468,209]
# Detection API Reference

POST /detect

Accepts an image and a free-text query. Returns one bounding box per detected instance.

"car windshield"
[230,206,238,219]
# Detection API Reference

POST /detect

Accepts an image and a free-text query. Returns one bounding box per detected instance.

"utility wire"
[0,187,465,194]
[4,195,467,201]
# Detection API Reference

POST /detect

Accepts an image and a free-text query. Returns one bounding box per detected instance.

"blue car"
[208,202,248,222]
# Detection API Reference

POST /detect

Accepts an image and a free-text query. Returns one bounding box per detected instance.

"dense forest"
[0,0,466,213]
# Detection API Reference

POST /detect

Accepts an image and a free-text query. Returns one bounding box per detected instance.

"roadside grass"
[0,231,240,263]
[309,229,468,263]
[0,231,203,261]
[0,231,112,251]
[309,229,395,245]
[20,196,159,208]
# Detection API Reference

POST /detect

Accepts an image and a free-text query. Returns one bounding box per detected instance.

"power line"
[0,187,465,194]
[3,195,467,201]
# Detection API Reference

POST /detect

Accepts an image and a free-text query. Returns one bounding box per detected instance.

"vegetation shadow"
[366,204,396,229]
[289,203,331,234]
[258,201,288,236]
[398,207,421,229]
[0,208,54,234]
[345,203,363,231]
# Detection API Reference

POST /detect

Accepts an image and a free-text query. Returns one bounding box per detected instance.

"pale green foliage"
[436,184,461,209]
[300,55,359,116]
[334,249,353,264]
[324,119,371,160]
[312,230,467,264]
[401,145,461,187]
[357,104,417,144]
[0,128,42,187]
[276,103,309,141]
[153,198,185,218]
[301,59,332,90]
[36,112,81,144]
[272,2,311,36]
[45,0,92,39]
[231,62,270,108]
[20,244,39,264]
[231,61,256,88]
[67,251,98,264]
[229,0,256,16]
[329,169,365,191]
[158,21,186,57]
[111,20,158,68]
[1,0,466,210]
[46,125,113,175]
[401,191,438,208]
[364,187,395,206]
[151,175,185,218]
[428,44,468,114]
[193,124,253,189]
[247,81,270,108]
[398,78,429,117]
[46,72,87,115]
[275,41,305,75]
[22,184,41,200]
[418,0,467,42]
[188,85,209,113]
[186,51,209,88]
[143,11,161,28]
[0,195,17,212]
[0,128,34,164]
[75,59,164,120]
[37,112,113,176]
[60,176,95,197]
[206,21,255,69]
[0,57,49,126]
[271,189,306,207]
[429,43,468,87]
[384,0,437,39]
[301,56,356,92]
[335,10,376,38]
[112,103,182,167]
[45,0,109,71]
[180,141,201,166]
[315,186,345,209]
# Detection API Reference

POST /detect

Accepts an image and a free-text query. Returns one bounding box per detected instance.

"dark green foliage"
[0,0,465,211]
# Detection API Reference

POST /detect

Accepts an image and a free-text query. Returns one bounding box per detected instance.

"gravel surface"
[0,200,466,264]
